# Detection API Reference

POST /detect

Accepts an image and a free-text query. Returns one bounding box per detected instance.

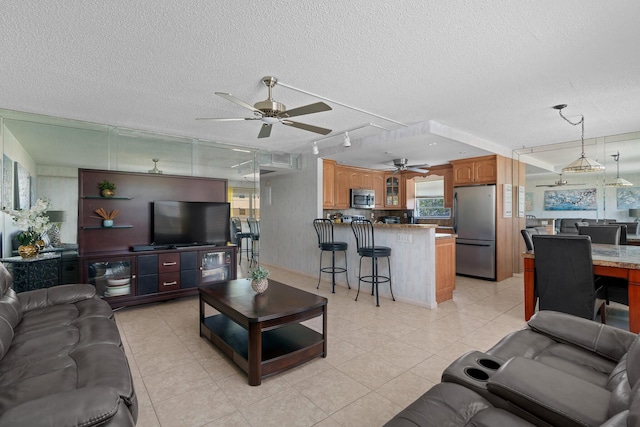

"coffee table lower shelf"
[200,314,325,384]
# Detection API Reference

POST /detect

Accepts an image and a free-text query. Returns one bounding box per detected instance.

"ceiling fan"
[389,158,430,174]
[197,76,332,138]
[535,174,586,188]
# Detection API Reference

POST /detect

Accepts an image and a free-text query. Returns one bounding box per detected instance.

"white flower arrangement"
[3,198,52,245]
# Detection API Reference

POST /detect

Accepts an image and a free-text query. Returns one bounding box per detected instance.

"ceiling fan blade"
[195,117,259,121]
[392,169,400,174]
[407,167,429,173]
[215,92,262,114]
[282,120,332,135]
[278,102,332,118]
[258,123,272,138]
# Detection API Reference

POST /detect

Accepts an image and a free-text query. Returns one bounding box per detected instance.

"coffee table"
[199,278,327,385]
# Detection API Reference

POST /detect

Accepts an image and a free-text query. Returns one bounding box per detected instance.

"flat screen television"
[153,201,230,246]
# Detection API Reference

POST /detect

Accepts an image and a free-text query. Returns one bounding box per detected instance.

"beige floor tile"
[374,340,433,370]
[336,352,406,390]
[144,360,215,404]
[376,371,436,408]
[329,391,402,427]
[154,383,237,427]
[295,368,370,415]
[324,336,367,367]
[136,346,195,377]
[134,403,161,427]
[278,357,333,385]
[215,372,289,408]
[239,388,327,427]
[203,411,251,427]
[198,354,241,380]
[410,355,454,383]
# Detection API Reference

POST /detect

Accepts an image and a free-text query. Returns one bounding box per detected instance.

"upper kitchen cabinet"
[384,174,404,208]
[334,165,351,209]
[372,173,385,208]
[450,155,497,186]
[322,160,336,209]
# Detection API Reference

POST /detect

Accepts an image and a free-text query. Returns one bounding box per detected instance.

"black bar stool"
[313,219,350,293]
[231,217,251,265]
[350,219,394,307]
[247,217,260,268]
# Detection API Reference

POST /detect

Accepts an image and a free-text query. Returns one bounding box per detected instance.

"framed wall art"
[544,188,597,211]
[2,154,13,210]
[616,187,640,209]
[14,161,30,209]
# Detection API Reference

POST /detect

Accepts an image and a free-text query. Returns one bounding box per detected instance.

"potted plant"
[2,198,51,258]
[250,265,270,293]
[92,208,120,227]
[98,180,116,197]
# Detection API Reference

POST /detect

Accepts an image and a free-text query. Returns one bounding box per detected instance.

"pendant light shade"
[605,151,633,187]
[554,104,605,173]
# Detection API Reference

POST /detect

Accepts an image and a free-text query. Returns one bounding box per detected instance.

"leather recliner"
[384,311,640,426]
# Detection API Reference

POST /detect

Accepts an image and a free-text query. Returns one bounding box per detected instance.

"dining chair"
[577,225,621,245]
[520,229,537,252]
[231,216,252,265]
[531,235,605,321]
[247,217,260,268]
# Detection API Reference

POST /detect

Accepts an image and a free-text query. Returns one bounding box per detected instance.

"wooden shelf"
[82,225,133,230]
[81,196,133,200]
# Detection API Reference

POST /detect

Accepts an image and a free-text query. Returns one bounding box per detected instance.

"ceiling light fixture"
[605,151,633,187]
[312,141,319,155]
[554,104,605,173]
[343,132,351,148]
[232,148,252,153]
[148,158,163,174]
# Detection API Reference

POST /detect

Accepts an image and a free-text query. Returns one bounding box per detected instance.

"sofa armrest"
[18,284,96,312]
[487,357,610,427]
[0,386,132,427]
[528,311,636,361]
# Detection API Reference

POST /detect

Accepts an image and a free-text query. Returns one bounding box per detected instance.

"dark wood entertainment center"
[78,169,237,308]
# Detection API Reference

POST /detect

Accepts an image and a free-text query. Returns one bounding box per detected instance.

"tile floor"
[114,267,628,427]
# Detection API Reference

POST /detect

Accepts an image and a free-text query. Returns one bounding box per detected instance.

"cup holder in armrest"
[477,358,501,370]
[464,367,490,381]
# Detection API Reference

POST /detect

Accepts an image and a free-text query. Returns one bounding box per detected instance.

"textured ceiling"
[1,1,640,176]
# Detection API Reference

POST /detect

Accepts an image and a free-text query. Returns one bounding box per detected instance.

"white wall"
[259,154,321,277]
[525,172,640,222]
[36,165,78,243]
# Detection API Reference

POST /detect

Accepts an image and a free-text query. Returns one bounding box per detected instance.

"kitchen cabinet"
[384,174,404,208]
[450,155,497,186]
[435,236,456,303]
[349,169,372,190]
[334,166,351,209]
[372,173,385,208]
[322,160,336,209]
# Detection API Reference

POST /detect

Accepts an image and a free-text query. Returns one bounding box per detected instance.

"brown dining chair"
[577,225,621,245]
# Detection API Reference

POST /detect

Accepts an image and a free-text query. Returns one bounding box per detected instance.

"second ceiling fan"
[535,174,585,188]
[197,76,332,138]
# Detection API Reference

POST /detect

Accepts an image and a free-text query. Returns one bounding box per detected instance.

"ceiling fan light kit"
[390,158,429,174]
[148,158,163,174]
[553,104,605,173]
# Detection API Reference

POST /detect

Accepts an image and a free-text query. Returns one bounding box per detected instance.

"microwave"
[350,189,375,209]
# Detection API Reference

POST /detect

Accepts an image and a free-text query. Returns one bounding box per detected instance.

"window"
[415,178,451,219]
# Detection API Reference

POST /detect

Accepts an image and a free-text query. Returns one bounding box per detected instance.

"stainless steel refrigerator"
[453,185,496,280]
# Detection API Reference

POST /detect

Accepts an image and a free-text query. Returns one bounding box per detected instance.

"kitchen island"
[330,223,455,308]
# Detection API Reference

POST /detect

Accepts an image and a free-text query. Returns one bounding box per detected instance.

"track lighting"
[343,131,351,148]
[312,141,319,155]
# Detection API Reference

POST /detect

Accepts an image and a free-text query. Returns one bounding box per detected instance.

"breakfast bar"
[523,243,640,332]
[330,223,456,308]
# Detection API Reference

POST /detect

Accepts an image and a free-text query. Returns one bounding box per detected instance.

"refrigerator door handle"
[453,192,458,233]
[456,242,493,247]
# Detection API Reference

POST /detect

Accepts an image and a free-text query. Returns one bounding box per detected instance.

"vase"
[101,189,114,197]
[103,219,114,228]
[18,244,39,259]
[251,278,269,293]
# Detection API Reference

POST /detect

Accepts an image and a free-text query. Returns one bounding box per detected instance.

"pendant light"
[605,151,633,187]
[554,104,605,173]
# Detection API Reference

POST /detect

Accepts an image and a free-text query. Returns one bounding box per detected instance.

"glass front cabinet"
[199,249,233,286]
[85,256,135,299]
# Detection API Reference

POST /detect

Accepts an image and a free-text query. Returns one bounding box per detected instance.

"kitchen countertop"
[334,222,438,229]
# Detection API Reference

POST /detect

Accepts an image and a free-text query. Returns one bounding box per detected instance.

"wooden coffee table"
[199,279,327,385]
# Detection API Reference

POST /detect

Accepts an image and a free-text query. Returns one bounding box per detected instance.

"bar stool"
[247,217,260,268]
[313,219,350,293]
[350,219,394,307]
[231,217,252,265]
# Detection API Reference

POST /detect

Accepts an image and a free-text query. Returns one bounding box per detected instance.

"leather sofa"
[0,263,137,426]
[557,218,617,235]
[384,311,639,426]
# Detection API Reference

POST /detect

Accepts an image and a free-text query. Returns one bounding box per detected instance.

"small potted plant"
[98,180,116,197]
[250,265,270,293]
[92,208,120,227]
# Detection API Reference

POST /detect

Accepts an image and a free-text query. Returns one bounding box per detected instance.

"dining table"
[523,243,640,333]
